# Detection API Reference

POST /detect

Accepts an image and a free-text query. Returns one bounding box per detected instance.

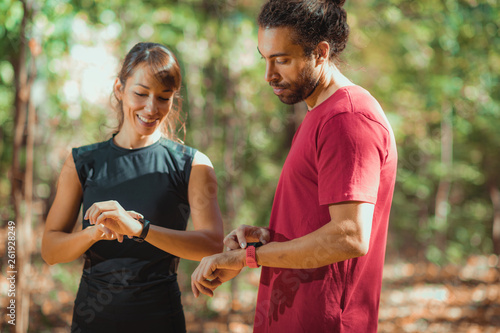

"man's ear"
[114,77,124,100]
[315,41,330,65]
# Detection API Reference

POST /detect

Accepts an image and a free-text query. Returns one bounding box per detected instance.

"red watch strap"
[246,245,260,268]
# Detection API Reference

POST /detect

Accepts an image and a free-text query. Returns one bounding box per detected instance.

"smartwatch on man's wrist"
[246,242,263,268]
[133,218,150,243]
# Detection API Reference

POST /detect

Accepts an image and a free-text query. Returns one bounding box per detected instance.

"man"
[191,0,397,332]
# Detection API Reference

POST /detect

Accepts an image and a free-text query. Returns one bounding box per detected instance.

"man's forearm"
[255,227,365,269]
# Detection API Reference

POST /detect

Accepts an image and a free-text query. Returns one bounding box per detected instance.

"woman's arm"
[87,151,225,261]
[145,151,224,260]
[41,154,119,265]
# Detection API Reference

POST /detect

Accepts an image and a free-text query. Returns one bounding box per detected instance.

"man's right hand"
[224,224,271,250]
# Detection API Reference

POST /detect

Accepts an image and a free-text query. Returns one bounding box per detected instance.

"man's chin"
[278,94,303,105]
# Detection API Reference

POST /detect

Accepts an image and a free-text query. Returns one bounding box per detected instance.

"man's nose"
[265,63,280,83]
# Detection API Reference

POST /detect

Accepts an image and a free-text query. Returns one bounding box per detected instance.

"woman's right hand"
[89,223,120,241]
[88,207,143,242]
[85,200,144,242]
[223,225,271,250]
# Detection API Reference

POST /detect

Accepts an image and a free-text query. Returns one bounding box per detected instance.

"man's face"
[258,26,319,105]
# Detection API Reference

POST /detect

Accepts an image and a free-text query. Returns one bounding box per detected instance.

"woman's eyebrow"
[135,83,172,92]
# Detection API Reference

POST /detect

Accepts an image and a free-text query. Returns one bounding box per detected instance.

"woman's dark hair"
[258,0,349,63]
[113,42,185,141]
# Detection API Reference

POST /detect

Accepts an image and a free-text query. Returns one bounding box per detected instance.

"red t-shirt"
[253,86,397,332]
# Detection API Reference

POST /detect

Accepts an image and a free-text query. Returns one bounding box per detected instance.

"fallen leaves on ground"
[0,254,498,332]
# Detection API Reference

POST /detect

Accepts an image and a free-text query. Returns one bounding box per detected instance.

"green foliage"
[345,0,500,263]
[1,0,499,265]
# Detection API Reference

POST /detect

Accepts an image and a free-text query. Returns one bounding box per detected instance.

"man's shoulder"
[322,85,378,114]
[320,85,390,131]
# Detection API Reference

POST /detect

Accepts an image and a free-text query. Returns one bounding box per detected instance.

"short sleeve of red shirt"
[317,112,388,205]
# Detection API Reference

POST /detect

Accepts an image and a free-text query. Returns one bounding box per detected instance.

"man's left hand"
[191,249,246,297]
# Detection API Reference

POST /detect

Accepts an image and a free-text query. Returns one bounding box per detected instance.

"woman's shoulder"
[158,138,198,159]
[72,138,112,159]
[158,138,203,179]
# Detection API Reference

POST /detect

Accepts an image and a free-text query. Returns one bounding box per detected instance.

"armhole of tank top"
[186,149,197,185]
[71,147,84,188]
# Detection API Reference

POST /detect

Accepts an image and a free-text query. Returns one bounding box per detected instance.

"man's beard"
[271,64,319,105]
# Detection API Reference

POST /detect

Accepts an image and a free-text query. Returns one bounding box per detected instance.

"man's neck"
[304,65,355,110]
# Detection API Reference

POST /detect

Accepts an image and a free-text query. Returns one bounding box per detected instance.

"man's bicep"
[317,113,386,205]
[327,201,375,254]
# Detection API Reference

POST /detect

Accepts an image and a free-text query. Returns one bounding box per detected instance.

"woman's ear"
[114,77,123,100]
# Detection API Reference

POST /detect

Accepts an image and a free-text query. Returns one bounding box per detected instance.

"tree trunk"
[434,103,453,254]
[490,185,500,255]
[10,1,36,331]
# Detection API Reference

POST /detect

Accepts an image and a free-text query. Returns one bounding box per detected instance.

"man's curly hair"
[258,0,350,62]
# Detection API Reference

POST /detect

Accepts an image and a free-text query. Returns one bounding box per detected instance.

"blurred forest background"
[0,0,499,332]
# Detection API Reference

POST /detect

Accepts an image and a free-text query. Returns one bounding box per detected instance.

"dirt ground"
[0,255,499,333]
[182,255,500,333]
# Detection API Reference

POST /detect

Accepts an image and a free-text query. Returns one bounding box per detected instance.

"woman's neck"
[113,130,162,149]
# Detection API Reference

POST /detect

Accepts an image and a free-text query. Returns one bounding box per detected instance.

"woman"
[41,42,224,332]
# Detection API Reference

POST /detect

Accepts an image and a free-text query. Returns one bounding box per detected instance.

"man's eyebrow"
[257,47,289,58]
[136,83,172,92]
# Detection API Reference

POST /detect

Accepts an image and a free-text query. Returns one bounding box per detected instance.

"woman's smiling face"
[114,64,175,138]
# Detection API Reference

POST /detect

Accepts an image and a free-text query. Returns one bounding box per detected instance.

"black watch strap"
[247,242,264,248]
[133,218,150,243]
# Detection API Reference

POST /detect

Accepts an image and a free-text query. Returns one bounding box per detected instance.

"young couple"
[42,1,397,332]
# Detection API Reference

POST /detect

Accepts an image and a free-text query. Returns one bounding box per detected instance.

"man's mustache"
[270,82,290,89]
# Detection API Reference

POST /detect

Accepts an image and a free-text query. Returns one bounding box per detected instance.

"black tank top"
[71,137,196,326]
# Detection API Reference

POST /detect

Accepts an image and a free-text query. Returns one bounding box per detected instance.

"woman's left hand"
[84,200,144,242]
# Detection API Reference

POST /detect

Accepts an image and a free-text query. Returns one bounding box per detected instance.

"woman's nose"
[144,96,157,113]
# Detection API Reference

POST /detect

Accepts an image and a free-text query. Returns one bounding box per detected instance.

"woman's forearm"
[83,200,224,261]
[41,227,96,265]
[145,226,223,261]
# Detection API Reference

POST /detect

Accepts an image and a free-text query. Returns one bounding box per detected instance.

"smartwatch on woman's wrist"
[133,218,150,243]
